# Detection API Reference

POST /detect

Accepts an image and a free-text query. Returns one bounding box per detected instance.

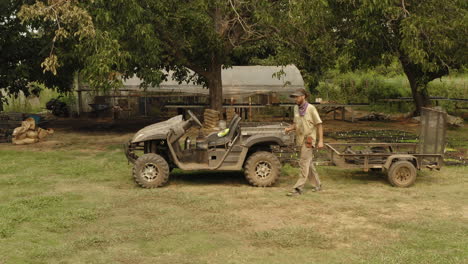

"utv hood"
[131,115,183,143]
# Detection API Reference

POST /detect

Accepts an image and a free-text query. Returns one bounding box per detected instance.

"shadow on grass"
[322,167,389,185]
[349,171,387,182]
[169,169,248,186]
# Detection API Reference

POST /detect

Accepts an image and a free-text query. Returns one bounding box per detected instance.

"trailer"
[325,108,447,187]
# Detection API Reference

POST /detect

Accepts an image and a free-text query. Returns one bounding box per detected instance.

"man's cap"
[290,88,308,98]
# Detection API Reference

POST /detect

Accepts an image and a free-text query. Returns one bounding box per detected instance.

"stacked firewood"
[203,109,220,128]
[226,108,236,122]
[12,118,54,145]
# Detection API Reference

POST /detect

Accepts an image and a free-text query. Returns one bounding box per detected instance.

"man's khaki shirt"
[293,103,322,146]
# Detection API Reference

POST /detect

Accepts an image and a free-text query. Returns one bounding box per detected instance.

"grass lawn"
[0,128,467,264]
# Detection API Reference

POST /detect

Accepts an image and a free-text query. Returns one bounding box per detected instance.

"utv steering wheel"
[187,110,203,127]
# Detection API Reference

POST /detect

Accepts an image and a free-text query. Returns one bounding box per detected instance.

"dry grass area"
[0,118,467,264]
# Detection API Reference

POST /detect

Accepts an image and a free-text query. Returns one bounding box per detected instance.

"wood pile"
[226,108,236,122]
[11,118,54,145]
[203,109,220,128]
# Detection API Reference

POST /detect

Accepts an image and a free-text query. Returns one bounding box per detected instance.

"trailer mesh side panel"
[419,108,447,160]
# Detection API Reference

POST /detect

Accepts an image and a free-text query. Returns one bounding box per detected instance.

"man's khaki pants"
[293,144,321,191]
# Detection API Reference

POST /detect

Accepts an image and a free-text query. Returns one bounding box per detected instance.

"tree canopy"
[3,0,467,114]
[265,0,339,92]
[0,0,78,99]
[18,0,280,111]
[329,0,467,113]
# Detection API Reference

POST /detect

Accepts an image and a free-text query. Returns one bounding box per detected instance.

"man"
[285,88,324,196]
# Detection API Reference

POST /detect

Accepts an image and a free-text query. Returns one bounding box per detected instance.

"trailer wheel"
[133,153,169,188]
[387,161,417,187]
[244,151,281,187]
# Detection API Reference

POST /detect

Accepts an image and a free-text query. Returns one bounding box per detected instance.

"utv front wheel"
[133,153,169,188]
[244,151,281,187]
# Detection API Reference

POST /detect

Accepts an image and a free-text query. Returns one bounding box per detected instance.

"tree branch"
[228,0,250,34]
[401,0,410,17]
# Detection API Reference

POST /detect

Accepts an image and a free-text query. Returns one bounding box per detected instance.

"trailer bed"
[326,143,443,171]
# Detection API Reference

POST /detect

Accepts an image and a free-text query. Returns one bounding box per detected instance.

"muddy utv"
[124,110,295,188]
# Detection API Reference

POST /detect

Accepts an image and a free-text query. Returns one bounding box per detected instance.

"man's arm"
[316,123,324,148]
[285,123,296,133]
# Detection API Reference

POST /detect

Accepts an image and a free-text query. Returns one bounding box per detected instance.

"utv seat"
[197,115,241,149]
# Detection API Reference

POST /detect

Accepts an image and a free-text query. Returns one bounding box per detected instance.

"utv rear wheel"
[387,161,417,188]
[133,153,169,188]
[244,151,281,187]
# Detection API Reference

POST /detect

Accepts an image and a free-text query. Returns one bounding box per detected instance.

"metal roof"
[123,65,304,97]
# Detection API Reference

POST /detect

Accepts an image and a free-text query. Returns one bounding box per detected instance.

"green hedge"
[313,71,467,114]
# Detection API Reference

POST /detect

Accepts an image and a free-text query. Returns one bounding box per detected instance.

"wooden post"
[342,80,346,103]
[341,106,345,121]
[74,72,82,116]
[144,90,147,116]
[364,156,369,172]
[249,96,252,121]
[0,91,3,112]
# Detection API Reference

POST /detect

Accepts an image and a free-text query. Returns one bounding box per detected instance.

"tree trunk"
[206,6,224,113]
[405,71,431,116]
[399,54,448,116]
[206,63,223,112]
[400,58,431,116]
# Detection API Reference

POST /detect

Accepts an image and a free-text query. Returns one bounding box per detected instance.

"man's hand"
[317,141,324,149]
[284,126,294,134]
